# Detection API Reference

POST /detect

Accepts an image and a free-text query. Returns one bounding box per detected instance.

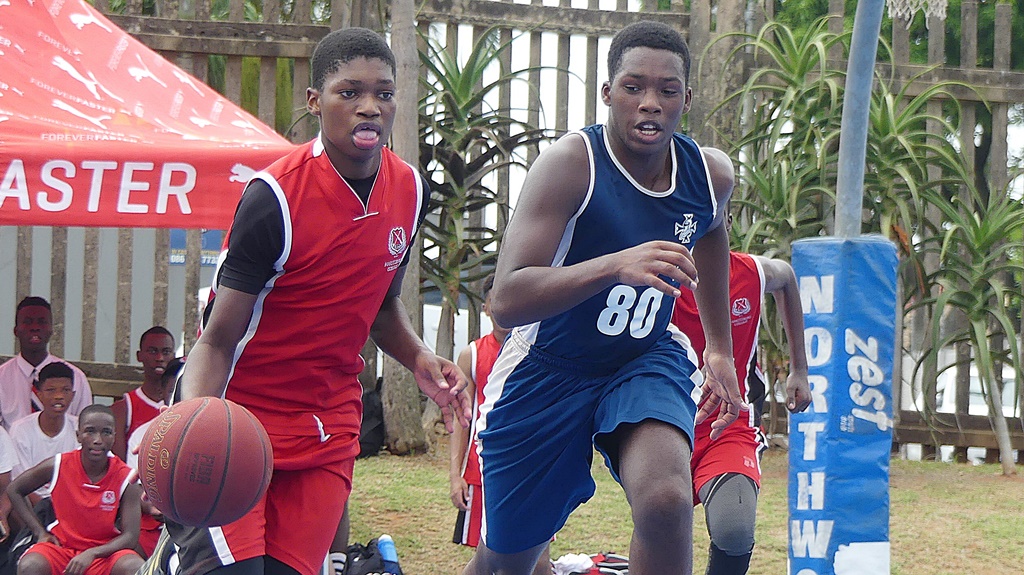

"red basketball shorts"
[690,409,766,503]
[200,432,357,575]
[23,542,139,575]
[452,483,483,547]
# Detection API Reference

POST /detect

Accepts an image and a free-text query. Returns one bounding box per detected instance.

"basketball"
[139,397,273,527]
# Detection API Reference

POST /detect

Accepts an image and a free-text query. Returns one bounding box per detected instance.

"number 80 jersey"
[514,124,717,367]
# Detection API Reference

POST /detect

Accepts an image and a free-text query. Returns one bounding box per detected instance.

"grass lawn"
[347,439,1024,574]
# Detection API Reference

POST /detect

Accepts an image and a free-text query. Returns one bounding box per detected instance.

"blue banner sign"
[789,237,898,575]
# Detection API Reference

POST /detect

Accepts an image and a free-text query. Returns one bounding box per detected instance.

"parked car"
[932,363,1020,418]
[903,349,1021,418]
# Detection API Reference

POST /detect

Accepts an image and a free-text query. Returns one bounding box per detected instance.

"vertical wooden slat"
[527,16,542,164]
[962,1,978,70]
[331,0,351,29]
[496,26,512,233]
[291,59,314,142]
[225,0,245,108]
[927,7,945,64]
[828,0,844,62]
[263,1,281,23]
[892,17,910,65]
[687,0,710,132]
[259,57,278,131]
[80,229,100,362]
[988,2,1011,195]
[555,3,570,136]
[49,228,67,357]
[585,0,599,127]
[115,229,133,364]
[183,230,202,355]
[16,228,31,307]
[226,56,244,105]
[153,229,170,328]
[293,0,312,24]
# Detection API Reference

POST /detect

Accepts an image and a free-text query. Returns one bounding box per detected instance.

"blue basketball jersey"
[515,124,717,367]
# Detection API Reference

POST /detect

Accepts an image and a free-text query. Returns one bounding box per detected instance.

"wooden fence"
[3,0,1021,458]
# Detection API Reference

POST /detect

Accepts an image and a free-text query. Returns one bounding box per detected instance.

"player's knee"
[709,524,755,556]
[632,476,692,532]
[110,553,145,575]
[16,552,51,575]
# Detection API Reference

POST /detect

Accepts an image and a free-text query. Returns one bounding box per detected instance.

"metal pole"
[835,0,886,238]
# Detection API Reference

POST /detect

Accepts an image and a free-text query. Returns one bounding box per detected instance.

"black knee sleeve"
[706,542,752,575]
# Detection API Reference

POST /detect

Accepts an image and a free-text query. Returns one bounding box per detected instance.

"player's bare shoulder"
[700,146,736,205]
[519,131,593,214]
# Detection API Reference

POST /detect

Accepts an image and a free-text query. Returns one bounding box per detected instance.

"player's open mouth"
[52,403,64,410]
[28,336,42,343]
[635,121,661,136]
[353,123,381,150]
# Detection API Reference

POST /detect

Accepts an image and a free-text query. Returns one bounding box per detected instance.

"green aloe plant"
[417,27,554,363]
[914,185,1024,475]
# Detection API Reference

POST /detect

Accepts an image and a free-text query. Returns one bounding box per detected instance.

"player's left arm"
[692,147,745,439]
[757,256,811,413]
[65,482,143,575]
[369,268,472,433]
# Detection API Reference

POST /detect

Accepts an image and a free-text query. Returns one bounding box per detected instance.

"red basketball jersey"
[221,141,423,441]
[49,451,135,551]
[461,333,503,486]
[124,388,163,440]
[672,251,764,400]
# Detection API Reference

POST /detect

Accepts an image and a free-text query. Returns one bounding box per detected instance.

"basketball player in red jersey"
[8,405,143,575]
[140,27,471,575]
[112,326,175,461]
[672,218,811,574]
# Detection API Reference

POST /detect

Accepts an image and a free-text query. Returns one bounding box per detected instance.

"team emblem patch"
[388,227,407,257]
[100,489,117,511]
[732,297,752,317]
[674,214,697,244]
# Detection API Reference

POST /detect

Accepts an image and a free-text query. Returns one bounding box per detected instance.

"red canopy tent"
[0,0,297,230]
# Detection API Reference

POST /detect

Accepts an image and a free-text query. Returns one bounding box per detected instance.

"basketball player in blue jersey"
[465,21,745,575]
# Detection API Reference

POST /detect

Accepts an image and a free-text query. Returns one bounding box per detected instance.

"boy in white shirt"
[9,362,80,504]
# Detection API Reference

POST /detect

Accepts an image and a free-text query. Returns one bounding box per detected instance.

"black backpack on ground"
[0,498,57,575]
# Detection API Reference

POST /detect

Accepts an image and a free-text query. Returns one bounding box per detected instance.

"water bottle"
[377,534,401,575]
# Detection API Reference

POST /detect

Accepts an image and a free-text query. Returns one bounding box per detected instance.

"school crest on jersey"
[385,227,408,272]
[388,227,407,256]
[100,490,117,511]
[731,296,754,327]
[674,214,698,244]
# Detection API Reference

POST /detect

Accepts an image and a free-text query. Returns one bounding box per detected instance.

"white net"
[887,0,949,28]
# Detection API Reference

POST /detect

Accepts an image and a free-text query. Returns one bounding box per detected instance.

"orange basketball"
[139,397,273,527]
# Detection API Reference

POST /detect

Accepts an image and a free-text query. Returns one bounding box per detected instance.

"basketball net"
[887,0,949,29]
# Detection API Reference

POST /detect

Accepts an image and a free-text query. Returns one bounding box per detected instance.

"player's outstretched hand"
[694,351,747,440]
[612,241,697,298]
[786,370,812,413]
[414,353,473,433]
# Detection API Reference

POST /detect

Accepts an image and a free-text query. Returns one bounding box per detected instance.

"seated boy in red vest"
[7,404,144,575]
